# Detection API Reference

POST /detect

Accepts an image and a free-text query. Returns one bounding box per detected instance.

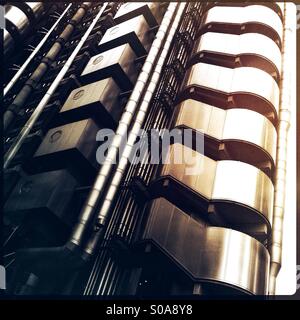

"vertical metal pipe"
[83,2,187,256]
[3,3,109,170]
[268,3,296,295]
[3,2,91,133]
[4,4,73,97]
[68,2,179,250]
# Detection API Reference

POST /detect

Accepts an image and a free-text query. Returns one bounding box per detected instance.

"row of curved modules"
[137,4,284,295]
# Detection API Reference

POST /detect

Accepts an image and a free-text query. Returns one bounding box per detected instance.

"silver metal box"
[114,2,164,27]
[98,15,153,56]
[58,78,121,129]
[81,44,138,90]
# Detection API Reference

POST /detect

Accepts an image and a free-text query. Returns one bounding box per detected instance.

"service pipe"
[3,2,92,133]
[68,2,180,252]
[84,2,187,256]
[4,4,73,97]
[4,3,109,170]
[268,3,296,295]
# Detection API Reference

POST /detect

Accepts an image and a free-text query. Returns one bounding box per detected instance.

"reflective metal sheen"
[201,5,283,45]
[81,44,138,90]
[5,5,30,37]
[114,2,163,28]
[192,32,282,80]
[98,15,153,56]
[142,198,270,295]
[173,99,277,178]
[181,62,280,125]
[152,143,274,239]
[59,78,121,128]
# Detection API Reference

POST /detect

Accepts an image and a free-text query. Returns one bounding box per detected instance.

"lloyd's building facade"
[2,2,296,296]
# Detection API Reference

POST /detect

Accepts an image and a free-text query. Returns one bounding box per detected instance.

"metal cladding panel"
[5,6,30,36]
[160,143,217,200]
[173,99,277,177]
[114,2,162,27]
[182,63,279,124]
[59,78,121,128]
[142,198,269,295]
[4,30,14,56]
[193,32,282,78]
[32,119,101,184]
[98,15,152,56]
[4,170,78,229]
[26,2,45,19]
[153,144,273,237]
[212,160,274,228]
[203,5,283,43]
[81,44,137,90]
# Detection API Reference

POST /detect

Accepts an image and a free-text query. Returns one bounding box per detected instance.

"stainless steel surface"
[84,3,188,256]
[143,198,270,295]
[4,4,72,97]
[4,2,46,57]
[98,14,153,55]
[182,62,280,125]
[3,29,14,57]
[5,5,30,37]
[114,2,163,27]
[3,2,91,133]
[173,99,277,178]
[26,2,45,19]
[202,5,283,45]
[81,43,138,89]
[68,3,180,250]
[193,32,282,80]
[155,143,274,238]
[268,3,296,295]
[59,78,121,127]
[3,3,109,170]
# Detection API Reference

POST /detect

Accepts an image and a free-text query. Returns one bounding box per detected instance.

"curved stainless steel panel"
[5,5,30,37]
[4,29,14,56]
[209,3,283,21]
[142,199,269,295]
[202,5,283,44]
[182,63,279,124]
[193,32,282,79]
[173,99,277,177]
[160,144,217,200]
[26,2,45,19]
[212,160,274,229]
[98,15,152,56]
[4,3,46,57]
[154,144,273,237]
[114,2,163,27]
